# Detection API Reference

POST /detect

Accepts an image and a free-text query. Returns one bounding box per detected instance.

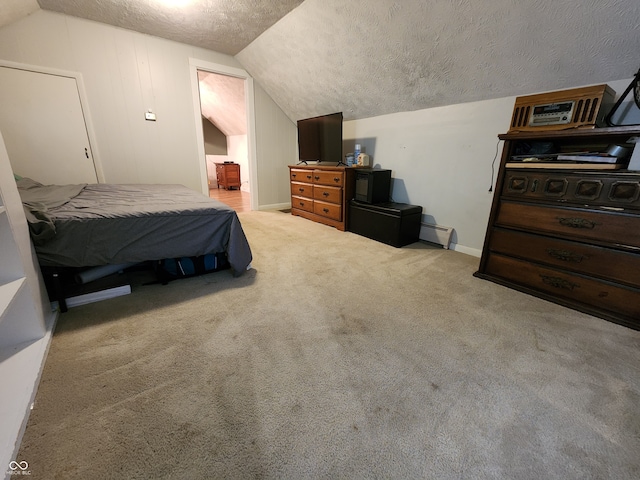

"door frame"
[188,58,258,210]
[0,59,105,183]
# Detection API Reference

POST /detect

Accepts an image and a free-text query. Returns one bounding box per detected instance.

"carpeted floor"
[17,210,640,479]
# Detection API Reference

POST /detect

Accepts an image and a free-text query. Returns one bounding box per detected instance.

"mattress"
[17,178,252,276]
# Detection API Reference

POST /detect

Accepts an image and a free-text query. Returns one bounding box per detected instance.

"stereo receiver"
[508,84,616,133]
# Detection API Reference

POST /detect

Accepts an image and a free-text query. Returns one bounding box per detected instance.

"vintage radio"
[508,84,616,133]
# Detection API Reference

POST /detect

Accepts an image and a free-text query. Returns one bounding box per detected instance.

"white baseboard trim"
[258,202,291,211]
[450,243,482,258]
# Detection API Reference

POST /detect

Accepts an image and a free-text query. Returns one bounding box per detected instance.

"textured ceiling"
[36,0,304,55]
[3,0,638,125]
[198,71,246,136]
[238,0,640,122]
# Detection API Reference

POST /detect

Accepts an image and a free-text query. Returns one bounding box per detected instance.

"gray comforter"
[17,179,252,276]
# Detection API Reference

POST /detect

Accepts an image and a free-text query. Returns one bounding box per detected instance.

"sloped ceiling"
[198,71,246,136]
[36,0,305,56]
[239,0,640,122]
[4,0,639,125]
[0,0,39,27]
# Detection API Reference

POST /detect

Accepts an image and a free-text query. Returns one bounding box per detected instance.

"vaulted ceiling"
[198,71,246,136]
[35,0,305,56]
[1,0,639,125]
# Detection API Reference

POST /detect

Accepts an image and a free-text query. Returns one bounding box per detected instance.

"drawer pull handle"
[298,188,305,192]
[314,175,320,180]
[323,192,330,197]
[557,217,597,229]
[323,208,329,213]
[292,173,297,178]
[540,275,579,291]
[334,177,340,183]
[306,175,312,179]
[531,179,538,192]
[299,201,305,207]
[546,249,585,263]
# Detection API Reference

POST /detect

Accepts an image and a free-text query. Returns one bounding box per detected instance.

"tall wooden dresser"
[288,165,358,231]
[475,126,640,330]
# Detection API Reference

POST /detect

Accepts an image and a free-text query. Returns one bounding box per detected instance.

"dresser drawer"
[291,195,314,213]
[313,185,342,204]
[485,253,640,320]
[291,181,313,198]
[290,169,313,183]
[502,170,640,209]
[313,170,344,186]
[314,199,342,221]
[288,165,355,232]
[496,201,640,248]
[490,228,640,288]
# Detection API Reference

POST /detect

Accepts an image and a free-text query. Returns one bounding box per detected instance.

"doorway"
[197,70,250,212]
[189,58,257,211]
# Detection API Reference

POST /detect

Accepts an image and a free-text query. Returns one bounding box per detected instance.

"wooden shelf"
[0,319,54,467]
[505,162,624,170]
[0,278,25,321]
[499,125,640,141]
[0,131,55,470]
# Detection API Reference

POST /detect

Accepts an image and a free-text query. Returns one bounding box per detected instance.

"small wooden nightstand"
[215,162,240,190]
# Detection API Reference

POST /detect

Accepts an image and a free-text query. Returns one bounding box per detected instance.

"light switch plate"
[145,112,156,121]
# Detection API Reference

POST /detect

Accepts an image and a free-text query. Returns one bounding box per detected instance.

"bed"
[17,178,253,307]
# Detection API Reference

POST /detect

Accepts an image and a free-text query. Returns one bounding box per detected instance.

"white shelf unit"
[0,132,57,475]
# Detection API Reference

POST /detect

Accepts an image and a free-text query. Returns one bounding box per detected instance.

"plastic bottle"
[345,154,354,166]
[354,144,361,166]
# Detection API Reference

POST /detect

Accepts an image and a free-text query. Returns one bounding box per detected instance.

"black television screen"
[297,112,343,164]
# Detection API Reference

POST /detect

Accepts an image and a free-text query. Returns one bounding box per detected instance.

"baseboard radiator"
[419,223,454,249]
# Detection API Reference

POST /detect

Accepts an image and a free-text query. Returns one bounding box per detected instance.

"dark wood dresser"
[475,126,640,330]
[288,165,359,231]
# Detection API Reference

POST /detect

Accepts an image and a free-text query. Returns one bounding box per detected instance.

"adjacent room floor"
[209,185,250,212]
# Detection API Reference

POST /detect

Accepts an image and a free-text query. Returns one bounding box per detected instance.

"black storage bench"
[349,200,422,247]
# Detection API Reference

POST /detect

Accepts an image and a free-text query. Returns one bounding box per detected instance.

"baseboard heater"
[419,223,454,249]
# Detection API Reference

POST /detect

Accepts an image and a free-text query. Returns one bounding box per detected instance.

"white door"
[0,67,98,184]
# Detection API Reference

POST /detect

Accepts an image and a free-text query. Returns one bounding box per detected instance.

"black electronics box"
[349,200,422,247]
[354,169,392,204]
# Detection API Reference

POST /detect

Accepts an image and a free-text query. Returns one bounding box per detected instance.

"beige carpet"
[17,210,640,479]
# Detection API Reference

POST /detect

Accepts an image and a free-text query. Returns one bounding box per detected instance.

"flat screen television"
[297,112,343,164]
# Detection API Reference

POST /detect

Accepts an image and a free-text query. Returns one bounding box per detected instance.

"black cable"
[605,67,640,127]
[489,139,502,193]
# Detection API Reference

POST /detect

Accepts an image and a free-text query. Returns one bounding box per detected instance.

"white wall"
[343,97,512,256]
[253,82,298,209]
[344,78,640,255]
[0,10,295,206]
[228,134,250,192]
